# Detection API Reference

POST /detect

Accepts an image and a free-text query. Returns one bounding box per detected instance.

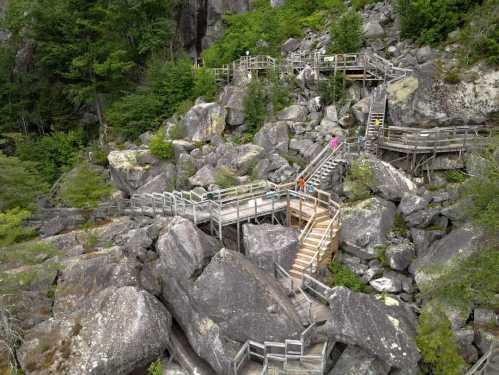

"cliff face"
[177,0,251,59]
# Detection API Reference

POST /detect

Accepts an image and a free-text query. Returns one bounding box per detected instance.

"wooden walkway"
[211,52,411,85]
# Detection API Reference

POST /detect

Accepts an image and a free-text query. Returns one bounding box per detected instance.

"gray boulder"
[369,274,402,293]
[385,239,415,271]
[108,149,162,194]
[254,154,289,179]
[297,66,320,89]
[39,208,87,237]
[405,207,440,228]
[254,121,289,153]
[289,138,322,161]
[243,223,299,272]
[398,193,430,217]
[409,228,444,257]
[188,165,217,187]
[328,345,390,375]
[410,224,483,287]
[219,85,247,126]
[415,46,433,64]
[281,37,300,53]
[363,156,417,201]
[19,286,171,375]
[340,197,397,259]
[455,328,479,364]
[183,101,226,142]
[136,164,176,194]
[363,21,384,39]
[277,104,308,122]
[326,287,420,372]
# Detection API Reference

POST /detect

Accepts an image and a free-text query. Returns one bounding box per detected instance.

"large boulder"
[183,101,226,142]
[135,164,176,194]
[398,193,430,217]
[108,149,162,194]
[188,165,217,187]
[277,104,308,122]
[218,85,247,126]
[326,288,420,373]
[328,345,390,375]
[363,21,384,39]
[363,156,417,201]
[410,224,483,287]
[340,197,397,259]
[254,121,289,153]
[19,286,171,375]
[156,219,303,373]
[387,66,499,127]
[385,239,416,271]
[243,223,300,272]
[289,138,322,161]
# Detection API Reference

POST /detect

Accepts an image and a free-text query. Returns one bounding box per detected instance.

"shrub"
[319,73,345,106]
[147,359,163,375]
[0,208,36,247]
[149,129,174,160]
[391,212,409,237]
[270,75,292,113]
[344,158,374,202]
[16,131,84,184]
[459,0,499,66]
[215,166,238,188]
[445,170,466,183]
[352,0,376,9]
[327,261,367,292]
[397,0,481,45]
[243,79,267,135]
[419,247,499,310]
[0,153,49,211]
[416,303,465,374]
[57,162,112,208]
[329,10,363,53]
[193,67,218,101]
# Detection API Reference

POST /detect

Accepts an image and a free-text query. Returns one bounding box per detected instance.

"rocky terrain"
[1,1,498,375]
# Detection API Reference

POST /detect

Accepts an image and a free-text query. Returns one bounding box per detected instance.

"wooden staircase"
[289,213,339,280]
[365,86,387,155]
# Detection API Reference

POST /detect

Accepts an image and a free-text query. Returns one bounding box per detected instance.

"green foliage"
[193,68,219,102]
[419,247,499,310]
[0,209,36,247]
[243,79,268,136]
[57,162,112,208]
[416,303,465,375]
[374,244,388,266]
[327,261,367,292]
[352,0,377,9]
[459,0,499,65]
[445,170,467,183]
[391,212,409,237]
[462,139,499,233]
[0,240,58,268]
[215,167,238,188]
[397,0,481,45]
[149,129,175,160]
[329,10,363,53]
[345,158,374,202]
[319,73,345,106]
[15,131,84,184]
[147,359,163,375]
[0,153,48,211]
[270,75,292,113]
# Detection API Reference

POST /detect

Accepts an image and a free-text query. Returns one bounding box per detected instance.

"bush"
[416,303,465,375]
[149,129,175,160]
[344,158,374,202]
[243,79,267,135]
[16,131,84,184]
[270,75,292,113]
[327,261,367,292]
[391,212,409,237]
[329,10,363,53]
[419,247,499,310]
[0,153,49,211]
[193,67,218,101]
[147,359,163,375]
[319,73,345,106]
[0,208,36,247]
[57,162,112,208]
[397,0,481,45]
[445,170,466,183]
[215,166,238,188]
[459,0,499,65]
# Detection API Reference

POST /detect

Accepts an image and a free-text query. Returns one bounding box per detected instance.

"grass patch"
[391,212,409,237]
[344,157,375,202]
[0,241,59,269]
[327,261,368,293]
[215,167,238,189]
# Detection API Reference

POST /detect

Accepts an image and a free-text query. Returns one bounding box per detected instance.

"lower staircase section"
[365,86,387,155]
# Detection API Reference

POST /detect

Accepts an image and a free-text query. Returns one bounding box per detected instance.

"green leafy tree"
[319,73,345,106]
[193,67,219,102]
[329,10,363,53]
[57,162,112,208]
[0,208,36,247]
[0,153,48,211]
[243,79,267,136]
[416,304,465,375]
[149,129,175,160]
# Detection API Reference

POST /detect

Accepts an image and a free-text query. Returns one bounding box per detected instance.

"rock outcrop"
[183,101,226,142]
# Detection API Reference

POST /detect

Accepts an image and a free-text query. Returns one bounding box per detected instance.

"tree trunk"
[95,94,108,147]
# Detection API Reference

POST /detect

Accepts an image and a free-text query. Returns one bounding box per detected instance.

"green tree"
[57,162,112,208]
[329,10,363,53]
[416,303,465,374]
[193,67,219,102]
[0,153,48,211]
[243,80,267,136]
[319,73,345,106]
[149,129,175,160]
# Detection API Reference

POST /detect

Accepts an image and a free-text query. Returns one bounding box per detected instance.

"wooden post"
[299,195,303,228]
[237,199,240,252]
[286,191,290,226]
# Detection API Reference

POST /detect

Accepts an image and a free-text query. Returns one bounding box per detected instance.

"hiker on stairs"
[329,134,339,150]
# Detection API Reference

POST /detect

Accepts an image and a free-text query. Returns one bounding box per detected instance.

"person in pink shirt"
[329,134,339,150]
